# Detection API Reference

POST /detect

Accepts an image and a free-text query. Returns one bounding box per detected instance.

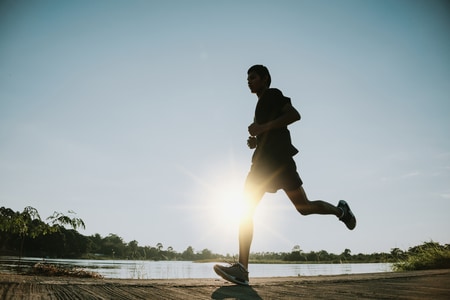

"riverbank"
[1,269,449,299]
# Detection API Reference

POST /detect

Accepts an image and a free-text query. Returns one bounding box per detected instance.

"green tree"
[166,246,176,260]
[127,240,139,259]
[181,246,195,260]
[285,245,306,261]
[102,234,126,258]
[146,246,159,260]
[46,210,85,231]
[87,233,103,254]
[0,207,86,259]
[341,248,352,261]
[390,247,405,260]
[0,207,51,258]
[317,250,330,262]
[198,248,213,260]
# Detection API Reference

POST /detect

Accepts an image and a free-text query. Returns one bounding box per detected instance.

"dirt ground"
[0,269,449,299]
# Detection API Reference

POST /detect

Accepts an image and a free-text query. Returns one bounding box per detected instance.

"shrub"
[393,242,450,271]
[30,263,103,278]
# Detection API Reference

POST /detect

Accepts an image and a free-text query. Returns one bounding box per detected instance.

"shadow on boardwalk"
[1,269,449,299]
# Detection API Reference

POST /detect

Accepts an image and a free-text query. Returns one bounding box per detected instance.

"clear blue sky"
[1,0,449,256]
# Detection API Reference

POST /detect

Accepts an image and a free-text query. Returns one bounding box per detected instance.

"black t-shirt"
[252,88,299,164]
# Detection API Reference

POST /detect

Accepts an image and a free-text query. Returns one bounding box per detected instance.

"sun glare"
[214,182,244,225]
[205,177,275,230]
[181,160,286,253]
[191,165,248,232]
[183,160,269,238]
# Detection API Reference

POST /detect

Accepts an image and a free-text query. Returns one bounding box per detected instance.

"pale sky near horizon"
[1,0,449,256]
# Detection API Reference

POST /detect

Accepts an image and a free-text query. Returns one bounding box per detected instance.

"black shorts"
[245,157,303,194]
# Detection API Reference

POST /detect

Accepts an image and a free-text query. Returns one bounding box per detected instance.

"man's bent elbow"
[292,110,301,122]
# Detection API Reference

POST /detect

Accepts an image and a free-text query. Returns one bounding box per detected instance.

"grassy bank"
[393,242,450,271]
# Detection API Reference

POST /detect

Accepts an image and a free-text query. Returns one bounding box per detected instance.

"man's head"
[247,65,271,88]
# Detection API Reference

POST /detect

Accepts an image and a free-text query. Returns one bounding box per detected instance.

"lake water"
[0,257,392,279]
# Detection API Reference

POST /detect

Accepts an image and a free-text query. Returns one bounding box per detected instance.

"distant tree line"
[0,206,223,260]
[1,206,448,264]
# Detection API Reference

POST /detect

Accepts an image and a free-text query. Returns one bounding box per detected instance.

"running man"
[214,65,356,285]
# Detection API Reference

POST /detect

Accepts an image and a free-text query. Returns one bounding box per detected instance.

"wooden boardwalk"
[1,269,449,299]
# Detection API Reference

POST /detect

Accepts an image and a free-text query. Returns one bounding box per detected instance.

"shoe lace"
[226,260,248,273]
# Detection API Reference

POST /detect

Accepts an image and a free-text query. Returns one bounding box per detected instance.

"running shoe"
[338,200,356,230]
[213,263,249,285]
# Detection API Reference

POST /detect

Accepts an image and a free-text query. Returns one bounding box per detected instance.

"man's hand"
[247,136,257,149]
[248,122,267,137]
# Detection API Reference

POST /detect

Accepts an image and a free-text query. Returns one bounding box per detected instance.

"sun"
[191,164,247,230]
[179,159,288,255]
[180,159,258,238]
[213,181,245,225]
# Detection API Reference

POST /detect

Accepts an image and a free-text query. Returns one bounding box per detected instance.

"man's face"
[247,72,267,94]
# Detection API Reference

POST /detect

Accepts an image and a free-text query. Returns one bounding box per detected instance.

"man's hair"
[247,65,271,87]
